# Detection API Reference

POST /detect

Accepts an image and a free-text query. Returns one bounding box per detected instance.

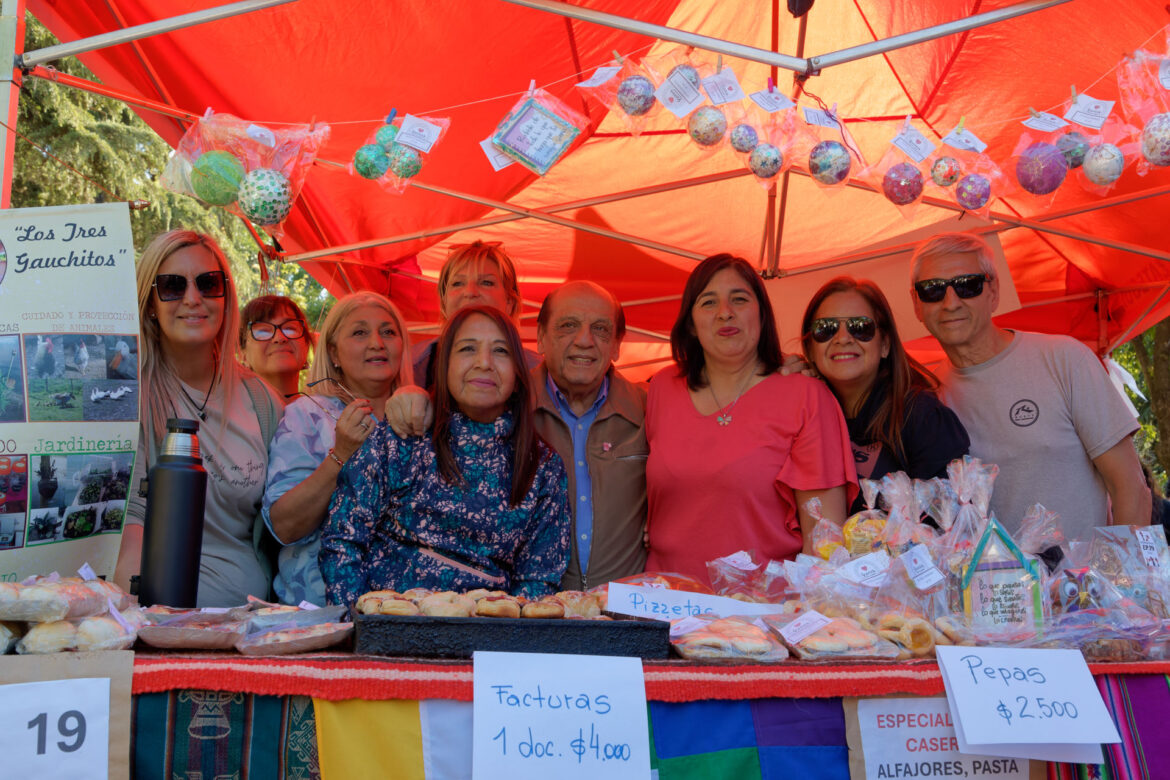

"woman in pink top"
[644,254,858,581]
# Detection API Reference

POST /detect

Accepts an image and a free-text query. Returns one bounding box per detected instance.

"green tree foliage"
[1115,321,1170,490]
[12,14,329,327]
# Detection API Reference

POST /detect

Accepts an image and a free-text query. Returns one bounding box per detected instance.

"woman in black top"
[800,276,969,514]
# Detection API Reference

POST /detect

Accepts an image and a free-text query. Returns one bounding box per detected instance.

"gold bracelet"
[327,447,345,467]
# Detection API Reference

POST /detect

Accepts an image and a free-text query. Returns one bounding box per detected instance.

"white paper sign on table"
[936,646,1120,764]
[396,114,443,153]
[473,651,650,780]
[700,67,746,106]
[1063,94,1114,130]
[654,71,705,119]
[0,677,109,780]
[606,582,789,620]
[857,698,1028,780]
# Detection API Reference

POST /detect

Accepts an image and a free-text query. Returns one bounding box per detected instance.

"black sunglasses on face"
[153,271,227,302]
[809,316,877,343]
[913,273,989,303]
[250,320,305,341]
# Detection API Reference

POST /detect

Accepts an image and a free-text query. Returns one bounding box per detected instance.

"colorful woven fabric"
[133,690,319,779]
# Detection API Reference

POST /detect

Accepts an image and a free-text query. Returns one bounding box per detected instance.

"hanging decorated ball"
[352,144,390,180]
[882,162,924,206]
[189,151,246,206]
[729,124,759,153]
[954,173,991,211]
[808,140,852,185]
[388,145,422,179]
[1015,142,1068,195]
[1082,143,1125,185]
[1141,113,1170,166]
[375,124,399,149]
[930,156,962,187]
[687,106,727,147]
[616,75,656,117]
[668,63,701,88]
[748,143,783,178]
[238,168,292,226]
[1056,131,1090,169]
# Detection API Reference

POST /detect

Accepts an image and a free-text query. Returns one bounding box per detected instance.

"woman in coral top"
[644,254,858,581]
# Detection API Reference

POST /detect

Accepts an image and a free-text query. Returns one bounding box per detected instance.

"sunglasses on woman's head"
[809,316,877,343]
[913,273,989,303]
[250,320,305,341]
[152,271,227,302]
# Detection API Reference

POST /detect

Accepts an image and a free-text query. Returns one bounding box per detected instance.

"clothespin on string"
[384,108,397,125]
[956,115,966,135]
[1028,107,1041,119]
[901,114,913,133]
[1070,85,1078,104]
[528,79,536,98]
[612,50,623,65]
[767,77,775,93]
[716,54,723,72]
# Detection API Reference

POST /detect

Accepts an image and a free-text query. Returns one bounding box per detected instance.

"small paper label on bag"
[750,89,794,113]
[904,544,946,590]
[803,107,840,128]
[893,126,935,162]
[942,126,987,153]
[77,563,97,581]
[1135,527,1161,568]
[1063,93,1114,130]
[655,71,705,118]
[246,124,277,148]
[778,609,832,644]
[480,138,515,171]
[576,65,621,89]
[838,550,891,586]
[701,67,746,106]
[1022,112,1068,132]
[720,551,756,571]
[396,114,442,153]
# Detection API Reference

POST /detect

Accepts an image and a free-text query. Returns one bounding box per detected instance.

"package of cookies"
[843,480,886,556]
[138,609,249,650]
[670,615,788,663]
[763,610,900,661]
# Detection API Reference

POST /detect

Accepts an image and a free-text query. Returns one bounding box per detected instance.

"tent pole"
[769,12,809,278]
[758,0,782,274]
[0,0,24,208]
[17,0,296,68]
[810,0,1071,70]
[496,0,810,73]
[1108,283,1170,352]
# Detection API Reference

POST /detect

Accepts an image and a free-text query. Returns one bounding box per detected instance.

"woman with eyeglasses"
[115,230,284,607]
[799,277,969,514]
[320,305,569,607]
[644,254,857,580]
[239,295,314,397]
[261,292,413,605]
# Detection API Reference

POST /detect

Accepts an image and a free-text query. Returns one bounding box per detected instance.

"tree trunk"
[1132,318,1170,478]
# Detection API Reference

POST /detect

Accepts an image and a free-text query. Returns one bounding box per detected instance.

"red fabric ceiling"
[27,0,1170,371]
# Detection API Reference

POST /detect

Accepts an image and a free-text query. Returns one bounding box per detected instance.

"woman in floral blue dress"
[320,306,570,606]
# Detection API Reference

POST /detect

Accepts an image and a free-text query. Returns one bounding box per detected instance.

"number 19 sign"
[0,677,109,779]
[472,651,650,780]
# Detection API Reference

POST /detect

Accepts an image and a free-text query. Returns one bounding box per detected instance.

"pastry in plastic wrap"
[138,609,250,650]
[236,622,353,656]
[671,616,788,662]
[76,614,136,651]
[764,612,900,661]
[0,577,108,623]
[554,591,601,618]
[17,620,78,653]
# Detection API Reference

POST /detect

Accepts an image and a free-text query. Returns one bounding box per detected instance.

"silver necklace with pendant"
[708,364,757,426]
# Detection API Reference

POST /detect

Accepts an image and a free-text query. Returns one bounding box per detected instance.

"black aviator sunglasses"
[913,273,989,304]
[153,271,227,302]
[809,316,877,343]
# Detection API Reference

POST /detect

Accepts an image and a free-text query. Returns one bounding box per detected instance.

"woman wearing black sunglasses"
[800,277,969,514]
[239,295,315,397]
[115,230,284,607]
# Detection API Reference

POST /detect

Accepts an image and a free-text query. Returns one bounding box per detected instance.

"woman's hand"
[385,385,432,437]
[332,399,374,462]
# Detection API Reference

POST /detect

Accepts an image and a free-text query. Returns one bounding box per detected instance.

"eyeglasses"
[249,320,305,341]
[809,316,877,344]
[284,391,340,422]
[306,377,378,425]
[152,271,227,302]
[913,273,990,303]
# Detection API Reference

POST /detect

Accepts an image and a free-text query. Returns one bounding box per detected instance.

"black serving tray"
[352,607,670,659]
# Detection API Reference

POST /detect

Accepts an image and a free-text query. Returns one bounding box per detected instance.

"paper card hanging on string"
[803,106,840,129]
[396,114,444,154]
[942,125,988,153]
[750,89,795,113]
[654,69,705,119]
[700,67,746,106]
[1063,93,1115,130]
[1022,112,1068,132]
[576,65,622,89]
[892,124,936,163]
[480,138,515,171]
[491,88,588,176]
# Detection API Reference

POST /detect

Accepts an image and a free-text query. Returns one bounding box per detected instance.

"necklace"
[707,364,758,426]
[178,359,218,422]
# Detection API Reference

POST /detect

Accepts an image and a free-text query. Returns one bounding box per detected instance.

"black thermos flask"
[139,418,207,607]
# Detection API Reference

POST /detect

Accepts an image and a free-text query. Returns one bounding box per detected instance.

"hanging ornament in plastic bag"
[375,124,399,148]
[352,144,390,180]
[954,173,991,210]
[729,124,759,153]
[1141,112,1170,166]
[749,143,783,178]
[930,156,962,187]
[189,150,246,206]
[882,162,925,206]
[238,169,293,226]
[1056,131,1090,168]
[1015,142,1068,195]
[1082,143,1125,185]
[809,140,852,185]
[688,106,727,147]
[388,145,422,178]
[616,75,656,116]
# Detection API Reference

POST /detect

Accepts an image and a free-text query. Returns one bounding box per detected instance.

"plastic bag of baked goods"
[1072,525,1170,619]
[0,575,108,622]
[918,477,958,533]
[17,607,141,654]
[805,498,845,561]
[842,479,886,556]
[1016,503,1067,573]
[670,614,788,663]
[763,609,900,661]
[865,555,964,657]
[707,549,786,603]
[236,605,351,655]
[880,472,937,554]
[138,609,250,650]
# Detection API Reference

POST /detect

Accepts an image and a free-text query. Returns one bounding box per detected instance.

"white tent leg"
[0,0,25,209]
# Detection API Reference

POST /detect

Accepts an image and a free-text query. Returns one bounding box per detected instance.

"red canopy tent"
[21,0,1170,374]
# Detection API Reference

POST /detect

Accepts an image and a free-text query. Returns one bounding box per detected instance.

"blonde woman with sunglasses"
[261,292,413,605]
[115,230,284,607]
[799,276,968,515]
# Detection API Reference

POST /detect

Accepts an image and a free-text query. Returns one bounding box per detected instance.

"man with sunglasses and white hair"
[910,232,1149,537]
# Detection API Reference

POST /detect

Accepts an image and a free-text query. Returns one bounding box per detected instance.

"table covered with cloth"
[129,652,1170,780]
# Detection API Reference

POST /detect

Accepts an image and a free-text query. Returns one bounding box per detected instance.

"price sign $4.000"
[0,678,109,780]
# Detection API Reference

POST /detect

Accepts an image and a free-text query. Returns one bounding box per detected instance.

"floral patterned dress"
[320,411,570,606]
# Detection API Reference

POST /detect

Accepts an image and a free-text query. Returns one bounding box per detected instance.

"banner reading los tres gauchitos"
[0,202,138,581]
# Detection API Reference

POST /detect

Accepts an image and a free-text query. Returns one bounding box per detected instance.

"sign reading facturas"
[936,646,1120,764]
[472,651,650,780]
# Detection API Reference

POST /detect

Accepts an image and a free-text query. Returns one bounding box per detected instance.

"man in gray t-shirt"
[909,232,1149,538]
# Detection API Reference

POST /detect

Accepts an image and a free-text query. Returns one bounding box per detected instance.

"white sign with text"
[472,651,650,780]
[606,582,789,620]
[0,677,109,780]
[936,646,1119,764]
